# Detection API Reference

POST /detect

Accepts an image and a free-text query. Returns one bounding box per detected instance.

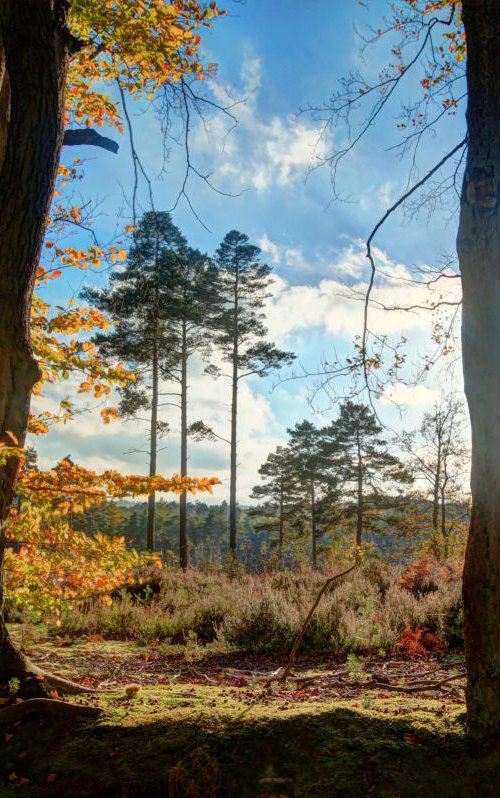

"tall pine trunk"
[229,281,239,558]
[310,481,317,568]
[278,483,284,568]
[179,321,188,569]
[356,432,363,547]
[229,357,238,557]
[146,296,159,552]
[0,1,71,679]
[459,0,500,741]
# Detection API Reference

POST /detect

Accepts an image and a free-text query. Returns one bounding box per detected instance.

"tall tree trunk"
[356,432,363,547]
[146,296,159,552]
[179,321,188,570]
[229,282,239,558]
[278,483,284,568]
[0,1,72,680]
[459,0,500,741]
[311,481,317,568]
[0,37,9,175]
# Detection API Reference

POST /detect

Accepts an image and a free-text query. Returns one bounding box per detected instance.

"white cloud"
[31,349,289,504]
[32,241,462,502]
[380,383,441,408]
[257,235,413,281]
[192,55,329,192]
[263,240,461,343]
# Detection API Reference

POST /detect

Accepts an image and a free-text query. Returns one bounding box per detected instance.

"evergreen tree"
[287,420,339,567]
[154,245,218,568]
[250,445,300,566]
[72,501,129,538]
[325,402,413,546]
[212,231,295,557]
[83,213,216,562]
[82,211,186,552]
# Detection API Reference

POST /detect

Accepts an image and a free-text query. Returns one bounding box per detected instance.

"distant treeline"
[73,499,269,568]
[72,496,469,569]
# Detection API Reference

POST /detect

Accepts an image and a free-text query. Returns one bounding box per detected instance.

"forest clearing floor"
[1,627,499,797]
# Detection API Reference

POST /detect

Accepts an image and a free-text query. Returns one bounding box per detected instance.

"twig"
[268,562,358,683]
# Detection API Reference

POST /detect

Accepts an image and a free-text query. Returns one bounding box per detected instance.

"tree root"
[29,664,96,695]
[0,698,102,724]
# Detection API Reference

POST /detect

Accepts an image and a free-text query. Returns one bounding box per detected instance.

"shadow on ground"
[1,687,498,798]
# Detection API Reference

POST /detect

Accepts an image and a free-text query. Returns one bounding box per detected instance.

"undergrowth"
[50,559,463,655]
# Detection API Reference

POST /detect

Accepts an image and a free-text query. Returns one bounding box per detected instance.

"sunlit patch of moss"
[1,681,496,798]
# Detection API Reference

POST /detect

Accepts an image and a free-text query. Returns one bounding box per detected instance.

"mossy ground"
[1,630,499,797]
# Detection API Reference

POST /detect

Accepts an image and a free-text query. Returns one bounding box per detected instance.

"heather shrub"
[52,561,464,654]
[360,558,392,597]
[329,572,388,652]
[192,601,228,643]
[223,588,299,652]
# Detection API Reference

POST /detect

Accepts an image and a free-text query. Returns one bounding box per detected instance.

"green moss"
[0,630,495,798]
[1,684,499,798]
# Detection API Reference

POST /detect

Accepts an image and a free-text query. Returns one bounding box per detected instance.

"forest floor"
[1,628,499,797]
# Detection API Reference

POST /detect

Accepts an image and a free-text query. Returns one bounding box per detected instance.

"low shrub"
[51,560,464,655]
[394,621,444,658]
[223,589,298,652]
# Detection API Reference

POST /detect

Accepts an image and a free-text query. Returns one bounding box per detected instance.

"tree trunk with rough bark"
[179,321,188,570]
[278,482,284,568]
[356,432,363,547]
[229,285,239,559]
[146,300,159,552]
[459,0,500,742]
[310,481,317,568]
[0,1,72,682]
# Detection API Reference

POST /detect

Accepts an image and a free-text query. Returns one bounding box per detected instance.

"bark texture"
[356,431,363,547]
[0,0,72,680]
[229,318,238,558]
[310,482,317,569]
[179,321,188,570]
[146,287,160,552]
[459,0,500,741]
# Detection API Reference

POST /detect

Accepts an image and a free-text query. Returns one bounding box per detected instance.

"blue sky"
[33,0,467,502]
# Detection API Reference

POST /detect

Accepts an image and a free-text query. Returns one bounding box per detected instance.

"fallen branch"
[268,562,358,684]
[294,668,347,687]
[362,672,466,695]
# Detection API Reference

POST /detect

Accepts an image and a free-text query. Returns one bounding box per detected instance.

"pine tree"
[250,445,301,566]
[153,246,218,568]
[82,211,187,552]
[325,402,412,547]
[287,420,339,567]
[212,231,295,557]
